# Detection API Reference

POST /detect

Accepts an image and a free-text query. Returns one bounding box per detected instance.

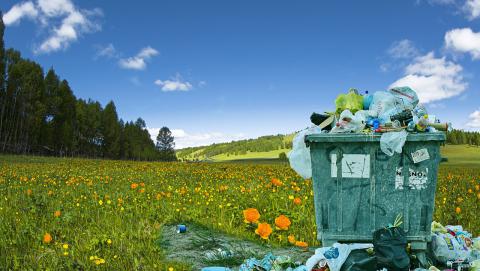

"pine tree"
[156,127,176,161]
[101,101,121,159]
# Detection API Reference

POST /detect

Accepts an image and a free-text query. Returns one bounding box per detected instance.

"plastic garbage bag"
[305,243,373,271]
[340,249,377,271]
[373,227,410,271]
[380,130,408,156]
[389,87,419,109]
[370,87,419,124]
[431,232,469,264]
[330,110,366,133]
[288,126,322,179]
[335,89,364,114]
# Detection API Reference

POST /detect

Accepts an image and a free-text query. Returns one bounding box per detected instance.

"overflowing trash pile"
[289,86,450,179]
[200,221,480,271]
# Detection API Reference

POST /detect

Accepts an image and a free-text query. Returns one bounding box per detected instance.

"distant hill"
[176,130,480,164]
[176,133,295,161]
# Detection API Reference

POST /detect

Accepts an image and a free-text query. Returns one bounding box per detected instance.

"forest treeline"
[0,13,175,161]
[177,135,292,160]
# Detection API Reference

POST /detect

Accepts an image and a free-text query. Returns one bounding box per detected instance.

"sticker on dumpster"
[411,148,430,164]
[331,154,337,178]
[340,154,370,178]
[395,167,428,190]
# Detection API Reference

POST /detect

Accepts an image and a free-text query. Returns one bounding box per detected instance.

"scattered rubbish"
[305,243,373,271]
[239,252,307,271]
[431,222,480,265]
[201,267,232,271]
[176,224,187,233]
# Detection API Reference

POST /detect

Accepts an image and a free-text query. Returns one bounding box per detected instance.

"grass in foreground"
[0,154,478,270]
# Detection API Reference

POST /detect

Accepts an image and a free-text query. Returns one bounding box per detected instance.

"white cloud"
[118,46,159,70]
[445,28,480,59]
[2,1,38,25]
[147,128,246,149]
[464,0,480,20]
[95,43,117,59]
[154,74,193,91]
[466,109,480,128]
[388,39,419,59]
[3,0,102,54]
[389,52,467,103]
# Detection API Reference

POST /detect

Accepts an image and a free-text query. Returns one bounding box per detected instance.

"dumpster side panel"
[307,133,444,247]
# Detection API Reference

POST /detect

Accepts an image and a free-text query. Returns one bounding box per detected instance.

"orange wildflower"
[243,208,260,223]
[255,223,273,239]
[130,183,138,189]
[43,233,52,244]
[295,241,308,248]
[271,178,283,186]
[288,234,296,244]
[455,207,461,214]
[140,182,145,187]
[26,189,32,196]
[293,197,301,205]
[54,210,61,217]
[275,215,291,230]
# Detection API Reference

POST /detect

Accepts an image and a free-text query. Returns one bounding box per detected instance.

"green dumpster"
[305,133,445,251]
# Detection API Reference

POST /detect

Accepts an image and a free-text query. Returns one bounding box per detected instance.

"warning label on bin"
[395,167,428,190]
[331,154,370,178]
[411,148,430,164]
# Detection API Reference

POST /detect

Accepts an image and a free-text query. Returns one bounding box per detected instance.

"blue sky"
[2,0,480,148]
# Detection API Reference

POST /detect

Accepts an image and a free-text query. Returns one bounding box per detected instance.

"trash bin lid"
[305,132,446,143]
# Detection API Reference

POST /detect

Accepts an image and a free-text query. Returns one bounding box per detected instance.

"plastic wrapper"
[335,90,364,114]
[288,126,322,179]
[380,130,408,156]
[330,110,366,133]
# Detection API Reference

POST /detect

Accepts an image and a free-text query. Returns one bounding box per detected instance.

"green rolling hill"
[176,133,480,166]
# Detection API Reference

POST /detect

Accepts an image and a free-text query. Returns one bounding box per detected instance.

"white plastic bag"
[380,130,408,156]
[330,110,366,133]
[431,232,469,264]
[288,126,322,179]
[305,243,373,271]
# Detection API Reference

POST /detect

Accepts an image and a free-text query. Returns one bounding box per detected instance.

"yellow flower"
[98,200,103,205]
[62,244,69,249]
[107,239,112,245]
[288,195,294,200]
[168,268,174,271]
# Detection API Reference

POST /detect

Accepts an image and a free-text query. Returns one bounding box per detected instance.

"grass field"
[0,146,478,270]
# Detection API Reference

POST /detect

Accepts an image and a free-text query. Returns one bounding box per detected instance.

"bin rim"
[305,132,446,143]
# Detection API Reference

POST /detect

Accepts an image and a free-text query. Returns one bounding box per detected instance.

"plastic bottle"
[363,90,373,110]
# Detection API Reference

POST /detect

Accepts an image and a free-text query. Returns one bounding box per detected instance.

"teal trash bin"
[305,133,445,252]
